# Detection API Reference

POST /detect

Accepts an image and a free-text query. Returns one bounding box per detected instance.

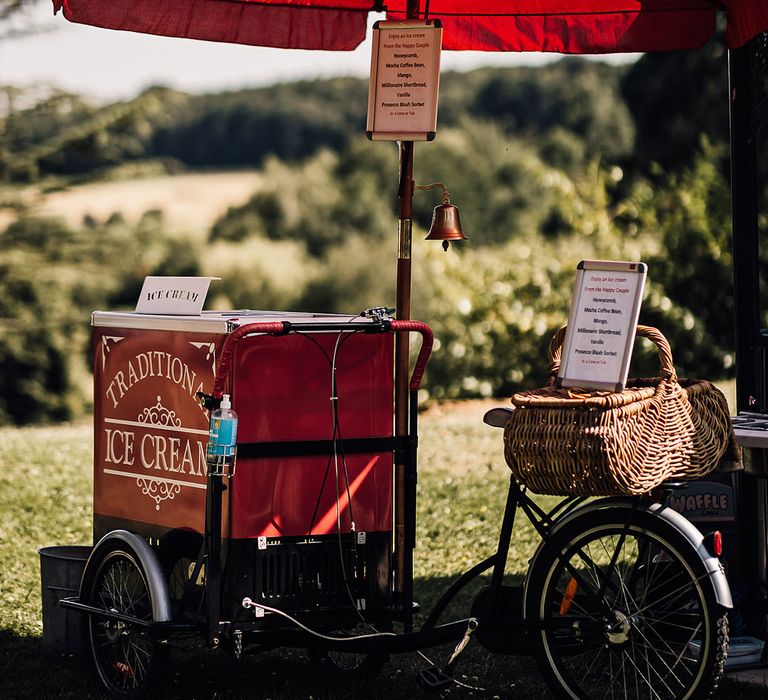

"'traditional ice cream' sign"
[92,322,222,537]
[367,20,442,141]
[557,260,647,391]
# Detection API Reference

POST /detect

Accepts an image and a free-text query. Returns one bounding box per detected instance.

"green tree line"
[0,44,741,424]
[0,54,694,182]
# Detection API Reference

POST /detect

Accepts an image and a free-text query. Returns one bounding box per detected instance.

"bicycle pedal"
[418,665,454,691]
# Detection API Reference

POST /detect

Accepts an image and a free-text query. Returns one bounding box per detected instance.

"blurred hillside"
[0,45,741,424]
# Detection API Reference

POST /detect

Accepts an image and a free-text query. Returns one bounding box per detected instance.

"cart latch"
[360,306,395,325]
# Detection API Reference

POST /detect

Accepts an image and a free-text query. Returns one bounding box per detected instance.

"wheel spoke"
[632,572,709,619]
[629,627,693,687]
[578,642,607,684]
[599,533,627,609]
[621,648,664,700]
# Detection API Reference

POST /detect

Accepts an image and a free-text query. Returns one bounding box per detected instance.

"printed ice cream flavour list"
[559,262,647,390]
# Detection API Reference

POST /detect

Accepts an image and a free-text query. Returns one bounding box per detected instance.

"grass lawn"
[0,398,762,699]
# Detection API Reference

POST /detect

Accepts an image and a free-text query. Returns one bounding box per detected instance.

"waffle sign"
[667,481,737,522]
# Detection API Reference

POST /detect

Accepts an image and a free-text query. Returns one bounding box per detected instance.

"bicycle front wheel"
[84,545,169,698]
[524,507,728,700]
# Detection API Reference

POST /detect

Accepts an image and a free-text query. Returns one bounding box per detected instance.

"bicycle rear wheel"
[524,508,728,700]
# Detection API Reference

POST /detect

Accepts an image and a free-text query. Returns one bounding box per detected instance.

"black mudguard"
[79,529,173,622]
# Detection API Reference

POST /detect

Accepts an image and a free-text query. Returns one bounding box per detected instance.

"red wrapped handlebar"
[388,320,433,391]
[211,319,433,399]
[212,322,287,398]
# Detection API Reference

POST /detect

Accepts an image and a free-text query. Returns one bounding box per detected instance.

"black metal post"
[729,43,762,412]
[393,0,421,626]
[205,472,224,646]
[401,388,419,631]
[393,141,414,619]
[729,40,768,627]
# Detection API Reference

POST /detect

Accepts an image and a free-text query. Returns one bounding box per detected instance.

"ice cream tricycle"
[56,301,735,699]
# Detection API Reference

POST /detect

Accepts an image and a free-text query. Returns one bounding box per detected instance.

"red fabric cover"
[51,0,768,52]
[386,1,715,53]
[52,0,369,50]
[725,0,768,49]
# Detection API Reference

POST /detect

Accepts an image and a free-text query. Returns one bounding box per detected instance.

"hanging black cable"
[330,329,360,530]
[302,326,360,535]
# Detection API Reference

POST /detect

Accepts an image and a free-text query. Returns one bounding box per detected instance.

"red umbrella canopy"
[51,0,768,54]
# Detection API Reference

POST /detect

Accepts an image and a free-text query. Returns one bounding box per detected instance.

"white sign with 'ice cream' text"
[135,276,219,315]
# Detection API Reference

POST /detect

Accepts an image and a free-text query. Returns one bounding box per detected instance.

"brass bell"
[415,183,468,251]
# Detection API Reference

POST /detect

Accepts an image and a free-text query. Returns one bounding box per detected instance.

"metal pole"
[729,40,768,639]
[394,140,414,617]
[729,43,761,412]
[205,471,224,647]
[393,0,421,627]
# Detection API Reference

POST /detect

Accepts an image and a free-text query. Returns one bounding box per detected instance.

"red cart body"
[93,310,393,541]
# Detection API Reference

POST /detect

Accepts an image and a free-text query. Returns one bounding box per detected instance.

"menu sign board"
[366,20,442,141]
[557,260,647,391]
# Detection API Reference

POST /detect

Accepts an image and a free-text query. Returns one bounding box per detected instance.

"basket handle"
[546,325,677,384]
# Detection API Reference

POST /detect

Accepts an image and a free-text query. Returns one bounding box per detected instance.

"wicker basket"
[503,325,740,496]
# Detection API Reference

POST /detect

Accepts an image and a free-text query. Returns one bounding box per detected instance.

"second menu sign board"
[557,260,647,392]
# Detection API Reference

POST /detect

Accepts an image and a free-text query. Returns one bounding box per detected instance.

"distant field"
[31,170,263,232]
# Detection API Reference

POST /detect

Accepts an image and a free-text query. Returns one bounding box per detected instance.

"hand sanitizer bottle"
[206,393,238,475]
